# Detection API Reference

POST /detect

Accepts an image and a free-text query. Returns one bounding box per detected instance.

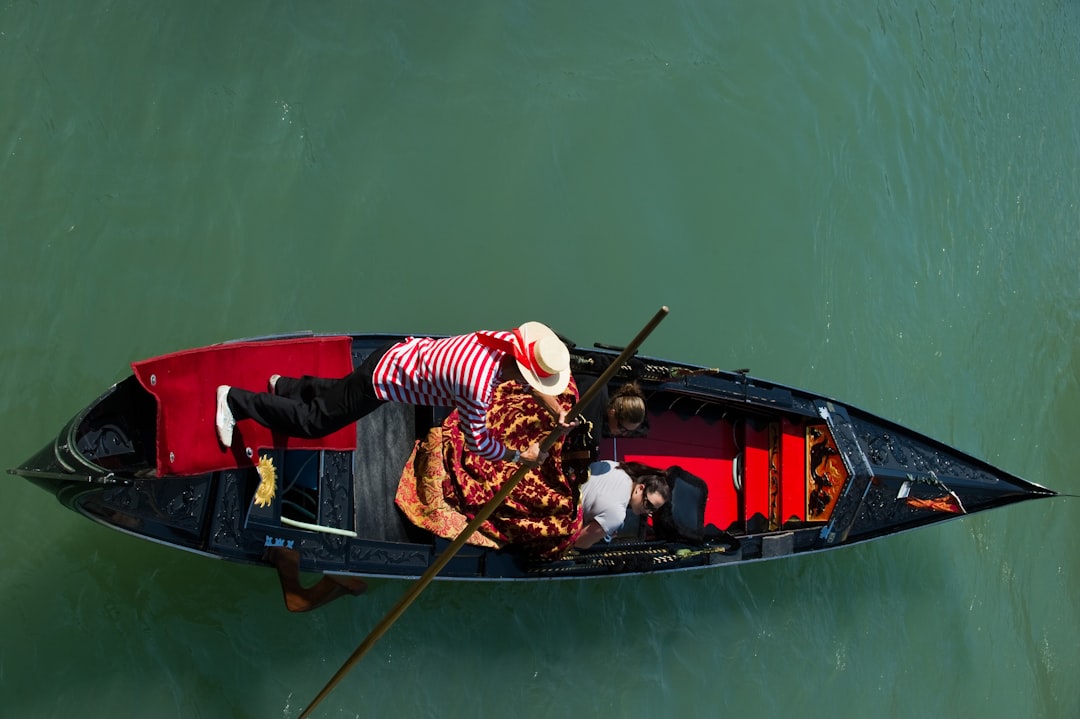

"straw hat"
[512,321,570,396]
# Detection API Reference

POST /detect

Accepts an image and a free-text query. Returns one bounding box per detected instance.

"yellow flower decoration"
[254,455,277,508]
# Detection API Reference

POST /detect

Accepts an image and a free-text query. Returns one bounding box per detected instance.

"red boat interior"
[602,400,848,535]
[112,336,850,545]
[132,336,358,477]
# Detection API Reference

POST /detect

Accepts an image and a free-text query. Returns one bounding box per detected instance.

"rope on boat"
[527,542,733,575]
[569,353,721,383]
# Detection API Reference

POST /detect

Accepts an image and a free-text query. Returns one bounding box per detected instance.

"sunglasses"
[640,487,657,515]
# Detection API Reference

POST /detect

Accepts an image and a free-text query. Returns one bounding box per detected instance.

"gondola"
[8,331,1055,584]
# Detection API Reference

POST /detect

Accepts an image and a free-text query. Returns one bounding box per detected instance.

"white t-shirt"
[579,461,633,535]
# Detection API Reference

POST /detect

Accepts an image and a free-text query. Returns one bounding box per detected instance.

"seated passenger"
[573,460,671,548]
[573,352,648,440]
[596,381,648,437]
[564,378,648,480]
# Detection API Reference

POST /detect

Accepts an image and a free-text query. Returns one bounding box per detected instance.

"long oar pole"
[298,306,670,718]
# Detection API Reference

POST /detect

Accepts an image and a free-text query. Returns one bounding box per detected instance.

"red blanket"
[132,336,356,476]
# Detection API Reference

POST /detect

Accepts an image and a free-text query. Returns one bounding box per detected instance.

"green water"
[3,1,1079,717]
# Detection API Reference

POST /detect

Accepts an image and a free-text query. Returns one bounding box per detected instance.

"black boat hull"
[8,332,1055,581]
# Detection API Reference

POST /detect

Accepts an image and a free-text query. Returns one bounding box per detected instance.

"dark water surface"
[3,1,1079,717]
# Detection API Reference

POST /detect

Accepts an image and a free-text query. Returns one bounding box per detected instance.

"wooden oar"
[297,306,670,718]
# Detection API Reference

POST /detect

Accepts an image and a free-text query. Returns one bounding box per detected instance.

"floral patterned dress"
[395,379,583,557]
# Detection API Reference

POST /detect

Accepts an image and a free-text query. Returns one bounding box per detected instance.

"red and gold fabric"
[395,380,582,557]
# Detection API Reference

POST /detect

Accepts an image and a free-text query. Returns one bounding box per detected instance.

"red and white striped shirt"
[371,331,513,461]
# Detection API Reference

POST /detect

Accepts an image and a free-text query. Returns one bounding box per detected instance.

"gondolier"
[215,321,574,465]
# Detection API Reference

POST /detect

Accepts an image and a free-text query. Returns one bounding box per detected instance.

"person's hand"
[556,408,579,430]
[535,391,578,431]
[519,441,548,465]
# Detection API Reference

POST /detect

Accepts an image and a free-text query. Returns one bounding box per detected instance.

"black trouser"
[226,343,393,438]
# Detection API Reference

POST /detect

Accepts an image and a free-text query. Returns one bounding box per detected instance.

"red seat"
[780,419,807,524]
[743,423,772,526]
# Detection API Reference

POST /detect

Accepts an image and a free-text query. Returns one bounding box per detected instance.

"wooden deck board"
[353,402,419,542]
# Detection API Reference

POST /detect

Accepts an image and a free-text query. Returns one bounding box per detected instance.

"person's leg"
[274,375,339,401]
[227,372,382,439]
[274,341,393,401]
[227,385,348,438]
[230,342,395,438]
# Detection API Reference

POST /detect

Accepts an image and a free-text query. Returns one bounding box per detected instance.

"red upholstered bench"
[779,418,808,525]
[743,422,772,530]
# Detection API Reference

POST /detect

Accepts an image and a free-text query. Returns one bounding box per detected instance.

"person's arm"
[459,394,549,464]
[459,401,508,461]
[501,441,546,465]
[574,520,607,548]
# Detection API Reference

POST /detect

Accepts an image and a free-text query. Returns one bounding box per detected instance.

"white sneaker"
[216,385,235,447]
[268,374,281,394]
